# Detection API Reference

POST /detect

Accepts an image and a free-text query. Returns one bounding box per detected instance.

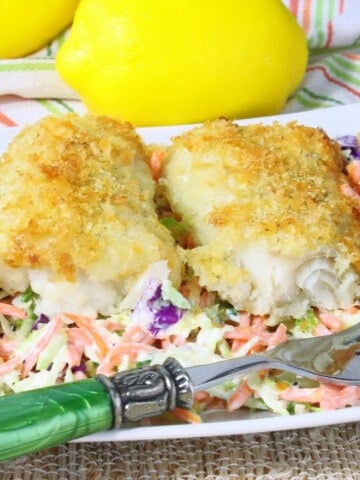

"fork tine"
[335,351,360,383]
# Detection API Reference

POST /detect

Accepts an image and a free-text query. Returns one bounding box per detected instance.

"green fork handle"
[0,358,193,462]
[0,379,113,462]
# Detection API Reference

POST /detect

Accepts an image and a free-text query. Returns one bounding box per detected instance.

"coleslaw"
[0,135,360,423]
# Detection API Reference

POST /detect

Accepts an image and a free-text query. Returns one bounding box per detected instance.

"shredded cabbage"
[1,255,360,417]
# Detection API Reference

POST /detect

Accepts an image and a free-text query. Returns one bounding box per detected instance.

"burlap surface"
[0,422,359,480]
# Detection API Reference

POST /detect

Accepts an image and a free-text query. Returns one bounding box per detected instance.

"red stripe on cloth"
[302,0,312,34]
[339,0,345,14]
[0,111,17,127]
[344,53,360,61]
[325,20,333,48]
[307,65,360,98]
[289,0,299,17]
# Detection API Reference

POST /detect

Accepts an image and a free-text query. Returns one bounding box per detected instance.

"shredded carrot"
[317,311,342,332]
[97,342,157,375]
[0,303,26,319]
[160,338,171,349]
[347,161,360,189]
[0,338,18,360]
[182,232,196,249]
[319,384,360,410]
[101,320,126,332]
[0,356,21,376]
[199,290,217,308]
[63,313,95,328]
[225,327,254,341]
[206,397,227,410]
[150,149,165,181]
[122,325,155,345]
[279,386,323,404]
[267,323,288,349]
[66,328,93,367]
[194,391,210,401]
[227,381,253,412]
[66,327,92,346]
[341,182,360,213]
[169,335,187,346]
[160,335,187,349]
[280,379,360,409]
[314,323,332,336]
[64,314,111,361]
[22,316,63,376]
[230,339,245,353]
[171,407,202,424]
[179,278,202,302]
[87,329,110,360]
[237,313,251,328]
[343,306,359,315]
[225,321,271,345]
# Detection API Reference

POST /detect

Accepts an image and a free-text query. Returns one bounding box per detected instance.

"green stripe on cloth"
[298,87,344,105]
[57,31,67,49]
[323,58,360,87]
[315,0,325,48]
[289,93,326,110]
[290,90,340,109]
[46,43,53,57]
[328,0,336,21]
[37,100,63,116]
[0,62,55,72]
[310,43,360,56]
[55,100,74,112]
[352,35,360,47]
[332,55,360,74]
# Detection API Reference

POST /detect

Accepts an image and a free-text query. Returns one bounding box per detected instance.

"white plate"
[1,103,360,441]
[2,102,360,148]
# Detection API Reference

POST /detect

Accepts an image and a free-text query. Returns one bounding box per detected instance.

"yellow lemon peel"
[0,0,80,59]
[57,0,308,126]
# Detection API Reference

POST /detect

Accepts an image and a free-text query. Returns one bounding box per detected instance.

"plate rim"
[1,102,360,442]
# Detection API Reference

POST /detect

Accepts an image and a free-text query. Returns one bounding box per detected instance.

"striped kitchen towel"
[0,29,78,100]
[283,0,360,112]
[0,0,359,126]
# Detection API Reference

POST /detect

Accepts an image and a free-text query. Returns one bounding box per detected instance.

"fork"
[188,322,360,390]
[0,323,359,462]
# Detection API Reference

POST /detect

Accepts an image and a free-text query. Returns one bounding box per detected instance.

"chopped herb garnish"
[20,286,39,304]
[160,217,188,241]
[20,286,40,321]
[206,301,237,326]
[135,359,152,368]
[295,309,319,333]
[287,402,295,414]
[216,339,231,358]
[222,381,237,391]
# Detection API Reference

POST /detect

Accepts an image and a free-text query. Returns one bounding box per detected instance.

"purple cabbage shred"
[32,313,50,331]
[337,135,360,160]
[150,285,162,303]
[132,279,186,336]
[71,364,87,374]
[149,304,184,335]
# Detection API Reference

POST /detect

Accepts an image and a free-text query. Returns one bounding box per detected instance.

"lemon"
[0,0,80,58]
[57,0,308,126]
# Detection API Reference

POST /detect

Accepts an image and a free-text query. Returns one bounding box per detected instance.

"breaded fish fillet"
[161,119,360,318]
[0,114,180,316]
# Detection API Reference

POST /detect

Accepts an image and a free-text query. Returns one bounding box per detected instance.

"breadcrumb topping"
[0,114,180,291]
[161,119,360,315]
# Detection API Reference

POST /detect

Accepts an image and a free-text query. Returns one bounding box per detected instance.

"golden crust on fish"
[160,119,360,317]
[0,114,180,292]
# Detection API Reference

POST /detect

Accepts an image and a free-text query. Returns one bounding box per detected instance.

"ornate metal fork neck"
[97,358,194,427]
